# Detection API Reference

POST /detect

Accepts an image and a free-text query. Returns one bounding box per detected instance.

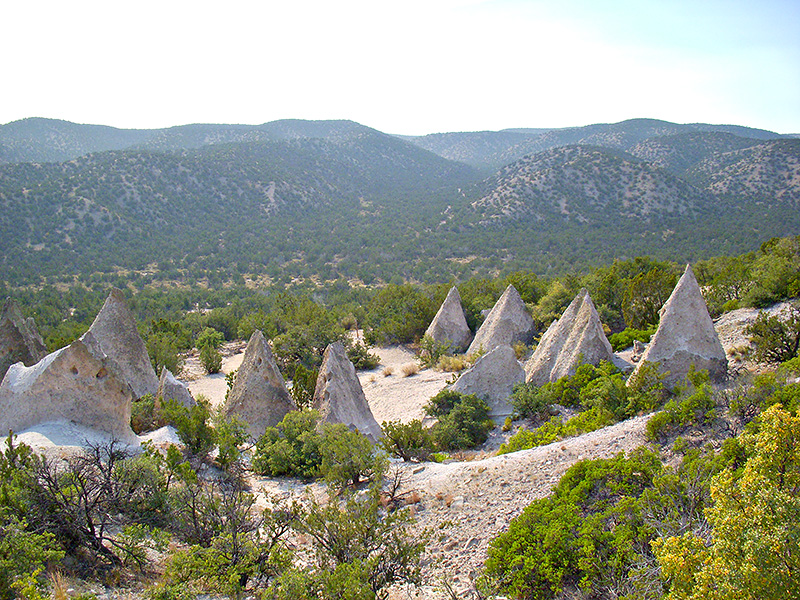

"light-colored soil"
[183,340,247,408]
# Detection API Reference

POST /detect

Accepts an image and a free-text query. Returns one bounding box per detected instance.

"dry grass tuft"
[401,363,420,377]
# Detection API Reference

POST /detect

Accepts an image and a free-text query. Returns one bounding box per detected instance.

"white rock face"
[425,287,473,353]
[83,289,159,399]
[467,285,535,356]
[0,332,137,443]
[156,367,196,410]
[450,344,524,422]
[222,330,295,439]
[0,298,47,381]
[525,289,615,385]
[629,264,727,389]
[313,342,382,442]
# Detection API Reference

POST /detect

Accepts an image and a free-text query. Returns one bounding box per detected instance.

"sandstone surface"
[83,288,159,399]
[525,289,614,384]
[222,330,295,438]
[0,298,47,381]
[424,287,473,353]
[0,332,137,443]
[313,341,382,441]
[467,285,534,355]
[630,264,727,388]
[450,344,524,422]
[156,367,196,410]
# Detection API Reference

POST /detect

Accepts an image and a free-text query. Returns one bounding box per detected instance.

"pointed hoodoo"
[467,285,535,356]
[629,264,727,389]
[156,367,196,411]
[222,330,295,439]
[313,341,382,442]
[83,288,159,399]
[0,332,137,444]
[525,289,615,385]
[450,344,524,422]
[0,298,47,381]
[425,287,473,353]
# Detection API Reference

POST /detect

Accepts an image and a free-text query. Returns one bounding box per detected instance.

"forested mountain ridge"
[1,116,799,287]
[407,118,792,170]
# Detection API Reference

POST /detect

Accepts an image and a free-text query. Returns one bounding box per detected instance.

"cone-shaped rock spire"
[424,287,473,353]
[0,332,137,443]
[450,344,524,422]
[630,264,727,389]
[525,289,615,385]
[222,330,295,439]
[83,289,159,399]
[0,298,47,381]
[467,285,535,356]
[313,341,382,442]
[156,367,196,411]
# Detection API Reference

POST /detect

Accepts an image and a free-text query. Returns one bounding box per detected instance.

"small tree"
[746,303,800,364]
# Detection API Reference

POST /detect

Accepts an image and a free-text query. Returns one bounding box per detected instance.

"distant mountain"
[470,145,710,225]
[406,118,788,170]
[1,116,798,286]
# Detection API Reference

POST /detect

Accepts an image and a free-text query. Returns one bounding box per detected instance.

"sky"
[2,0,799,135]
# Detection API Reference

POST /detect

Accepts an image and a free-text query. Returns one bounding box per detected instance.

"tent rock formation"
[525,289,615,385]
[450,344,524,422]
[156,367,196,411]
[424,287,473,353]
[0,332,137,443]
[467,285,535,356]
[630,264,727,389]
[0,298,47,381]
[83,288,159,399]
[313,341,382,442]
[222,330,295,439]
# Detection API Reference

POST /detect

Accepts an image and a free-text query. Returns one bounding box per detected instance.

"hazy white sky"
[3,0,799,134]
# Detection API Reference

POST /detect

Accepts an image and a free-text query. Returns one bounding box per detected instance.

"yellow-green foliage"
[653,404,800,600]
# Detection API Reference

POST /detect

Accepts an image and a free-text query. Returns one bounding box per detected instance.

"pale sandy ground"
[183,340,246,408]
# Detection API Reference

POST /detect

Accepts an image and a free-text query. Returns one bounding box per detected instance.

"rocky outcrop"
[222,330,295,439]
[630,264,727,389]
[0,298,47,381]
[467,285,535,356]
[524,289,614,385]
[313,342,382,442]
[425,287,473,353]
[450,344,524,422]
[83,289,159,399]
[0,332,137,443]
[155,367,195,410]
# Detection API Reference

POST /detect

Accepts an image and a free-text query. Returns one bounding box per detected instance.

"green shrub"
[418,335,452,369]
[290,364,318,410]
[346,340,380,370]
[199,344,222,374]
[608,325,656,352]
[161,397,216,459]
[424,389,464,417]
[195,327,224,351]
[646,369,716,441]
[131,393,166,434]
[746,303,800,364]
[498,407,614,455]
[380,420,434,462]
[319,424,387,490]
[431,394,494,451]
[481,449,663,599]
[510,381,553,421]
[253,410,323,478]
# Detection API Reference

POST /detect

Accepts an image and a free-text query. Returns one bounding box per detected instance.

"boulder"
[83,288,159,399]
[0,332,137,443]
[450,344,524,422]
[0,298,47,381]
[630,264,727,389]
[467,285,535,355]
[313,341,382,442]
[156,367,195,410]
[525,289,614,385]
[425,287,473,353]
[222,330,295,439]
